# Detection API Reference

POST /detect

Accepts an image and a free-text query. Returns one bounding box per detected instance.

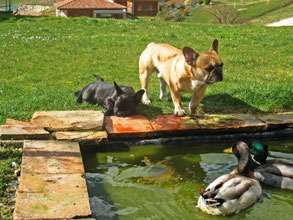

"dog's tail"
[74,90,83,104]
[93,74,104,82]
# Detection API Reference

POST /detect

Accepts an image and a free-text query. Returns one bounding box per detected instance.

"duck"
[197,141,262,216]
[248,141,293,190]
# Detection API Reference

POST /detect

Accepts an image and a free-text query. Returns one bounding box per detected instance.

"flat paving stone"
[21,140,84,174]
[14,141,91,219]
[55,130,108,143]
[30,110,104,131]
[13,191,91,219]
[18,173,88,194]
[0,125,50,140]
[105,115,155,138]
[5,118,31,126]
[257,112,293,128]
[149,115,201,134]
[195,113,266,133]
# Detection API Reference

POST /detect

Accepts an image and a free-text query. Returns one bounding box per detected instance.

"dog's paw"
[142,95,151,105]
[143,99,151,105]
[160,95,169,102]
[174,108,186,117]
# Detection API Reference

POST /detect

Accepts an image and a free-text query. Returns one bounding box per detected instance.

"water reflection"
[83,140,293,220]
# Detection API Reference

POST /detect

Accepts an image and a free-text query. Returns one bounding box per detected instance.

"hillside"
[186,0,293,25]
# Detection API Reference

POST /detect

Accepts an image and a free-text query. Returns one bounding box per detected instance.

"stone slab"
[257,112,293,128]
[195,113,266,133]
[0,125,50,140]
[149,115,201,135]
[5,118,31,126]
[30,110,104,131]
[21,140,84,174]
[13,191,91,219]
[105,115,155,138]
[18,173,88,194]
[55,130,108,143]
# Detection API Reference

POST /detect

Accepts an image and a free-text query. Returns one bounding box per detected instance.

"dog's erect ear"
[210,39,218,53]
[134,90,145,104]
[93,74,104,82]
[104,98,114,116]
[114,81,124,96]
[183,47,199,66]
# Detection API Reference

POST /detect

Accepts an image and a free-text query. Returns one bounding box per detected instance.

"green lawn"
[249,3,293,25]
[0,0,56,7]
[0,16,292,124]
[186,0,293,24]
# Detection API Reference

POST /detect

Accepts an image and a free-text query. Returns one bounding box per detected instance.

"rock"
[30,111,104,131]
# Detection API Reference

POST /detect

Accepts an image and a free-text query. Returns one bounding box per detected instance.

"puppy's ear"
[210,39,218,53]
[134,90,145,104]
[114,81,124,96]
[182,47,199,66]
[104,98,114,116]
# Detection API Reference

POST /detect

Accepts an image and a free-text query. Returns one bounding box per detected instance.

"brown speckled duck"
[197,142,262,215]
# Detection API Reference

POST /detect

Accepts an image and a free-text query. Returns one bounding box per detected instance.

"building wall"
[56,8,68,17]
[67,9,93,17]
[126,1,133,14]
[133,1,158,16]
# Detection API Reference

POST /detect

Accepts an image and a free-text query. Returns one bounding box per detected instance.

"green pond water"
[83,140,293,220]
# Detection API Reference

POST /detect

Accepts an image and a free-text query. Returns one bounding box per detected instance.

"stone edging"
[0,111,292,219]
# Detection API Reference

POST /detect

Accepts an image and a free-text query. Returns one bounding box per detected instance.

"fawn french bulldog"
[139,39,223,116]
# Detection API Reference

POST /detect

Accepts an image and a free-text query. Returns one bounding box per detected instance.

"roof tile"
[54,0,126,9]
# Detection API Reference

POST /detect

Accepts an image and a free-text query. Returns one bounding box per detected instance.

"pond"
[83,139,293,220]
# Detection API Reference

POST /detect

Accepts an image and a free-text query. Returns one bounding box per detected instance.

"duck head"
[232,141,262,175]
[248,141,268,165]
[232,141,252,175]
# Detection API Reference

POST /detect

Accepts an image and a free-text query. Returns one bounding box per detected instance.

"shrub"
[203,0,211,5]
[207,3,242,24]
[156,4,187,22]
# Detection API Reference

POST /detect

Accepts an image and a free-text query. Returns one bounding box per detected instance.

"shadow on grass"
[136,103,164,116]
[0,13,38,22]
[202,93,265,114]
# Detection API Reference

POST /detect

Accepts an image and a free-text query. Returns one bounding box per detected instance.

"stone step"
[55,130,108,144]
[13,140,91,219]
[21,140,85,174]
[195,113,266,133]
[105,115,155,139]
[104,113,268,139]
[149,115,200,135]
[30,110,104,131]
[0,125,50,140]
[257,112,293,129]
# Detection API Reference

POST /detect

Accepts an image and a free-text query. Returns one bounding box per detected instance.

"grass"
[249,3,293,25]
[186,0,293,24]
[0,0,56,7]
[0,142,22,220]
[0,15,292,125]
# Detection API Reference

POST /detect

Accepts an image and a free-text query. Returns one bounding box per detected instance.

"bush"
[173,10,186,22]
[208,3,242,24]
[203,0,211,5]
[156,4,187,22]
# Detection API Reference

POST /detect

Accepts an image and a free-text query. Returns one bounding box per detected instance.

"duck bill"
[223,147,233,153]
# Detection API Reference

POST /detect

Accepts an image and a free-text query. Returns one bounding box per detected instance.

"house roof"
[165,0,185,6]
[54,0,126,9]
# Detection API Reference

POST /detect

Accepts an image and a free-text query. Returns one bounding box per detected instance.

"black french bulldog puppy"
[75,74,145,117]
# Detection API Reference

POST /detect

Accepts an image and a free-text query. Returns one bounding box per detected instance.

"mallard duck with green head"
[249,141,293,190]
[197,142,262,215]
[225,141,293,190]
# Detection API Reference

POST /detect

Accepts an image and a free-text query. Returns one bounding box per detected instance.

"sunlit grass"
[0,16,292,124]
